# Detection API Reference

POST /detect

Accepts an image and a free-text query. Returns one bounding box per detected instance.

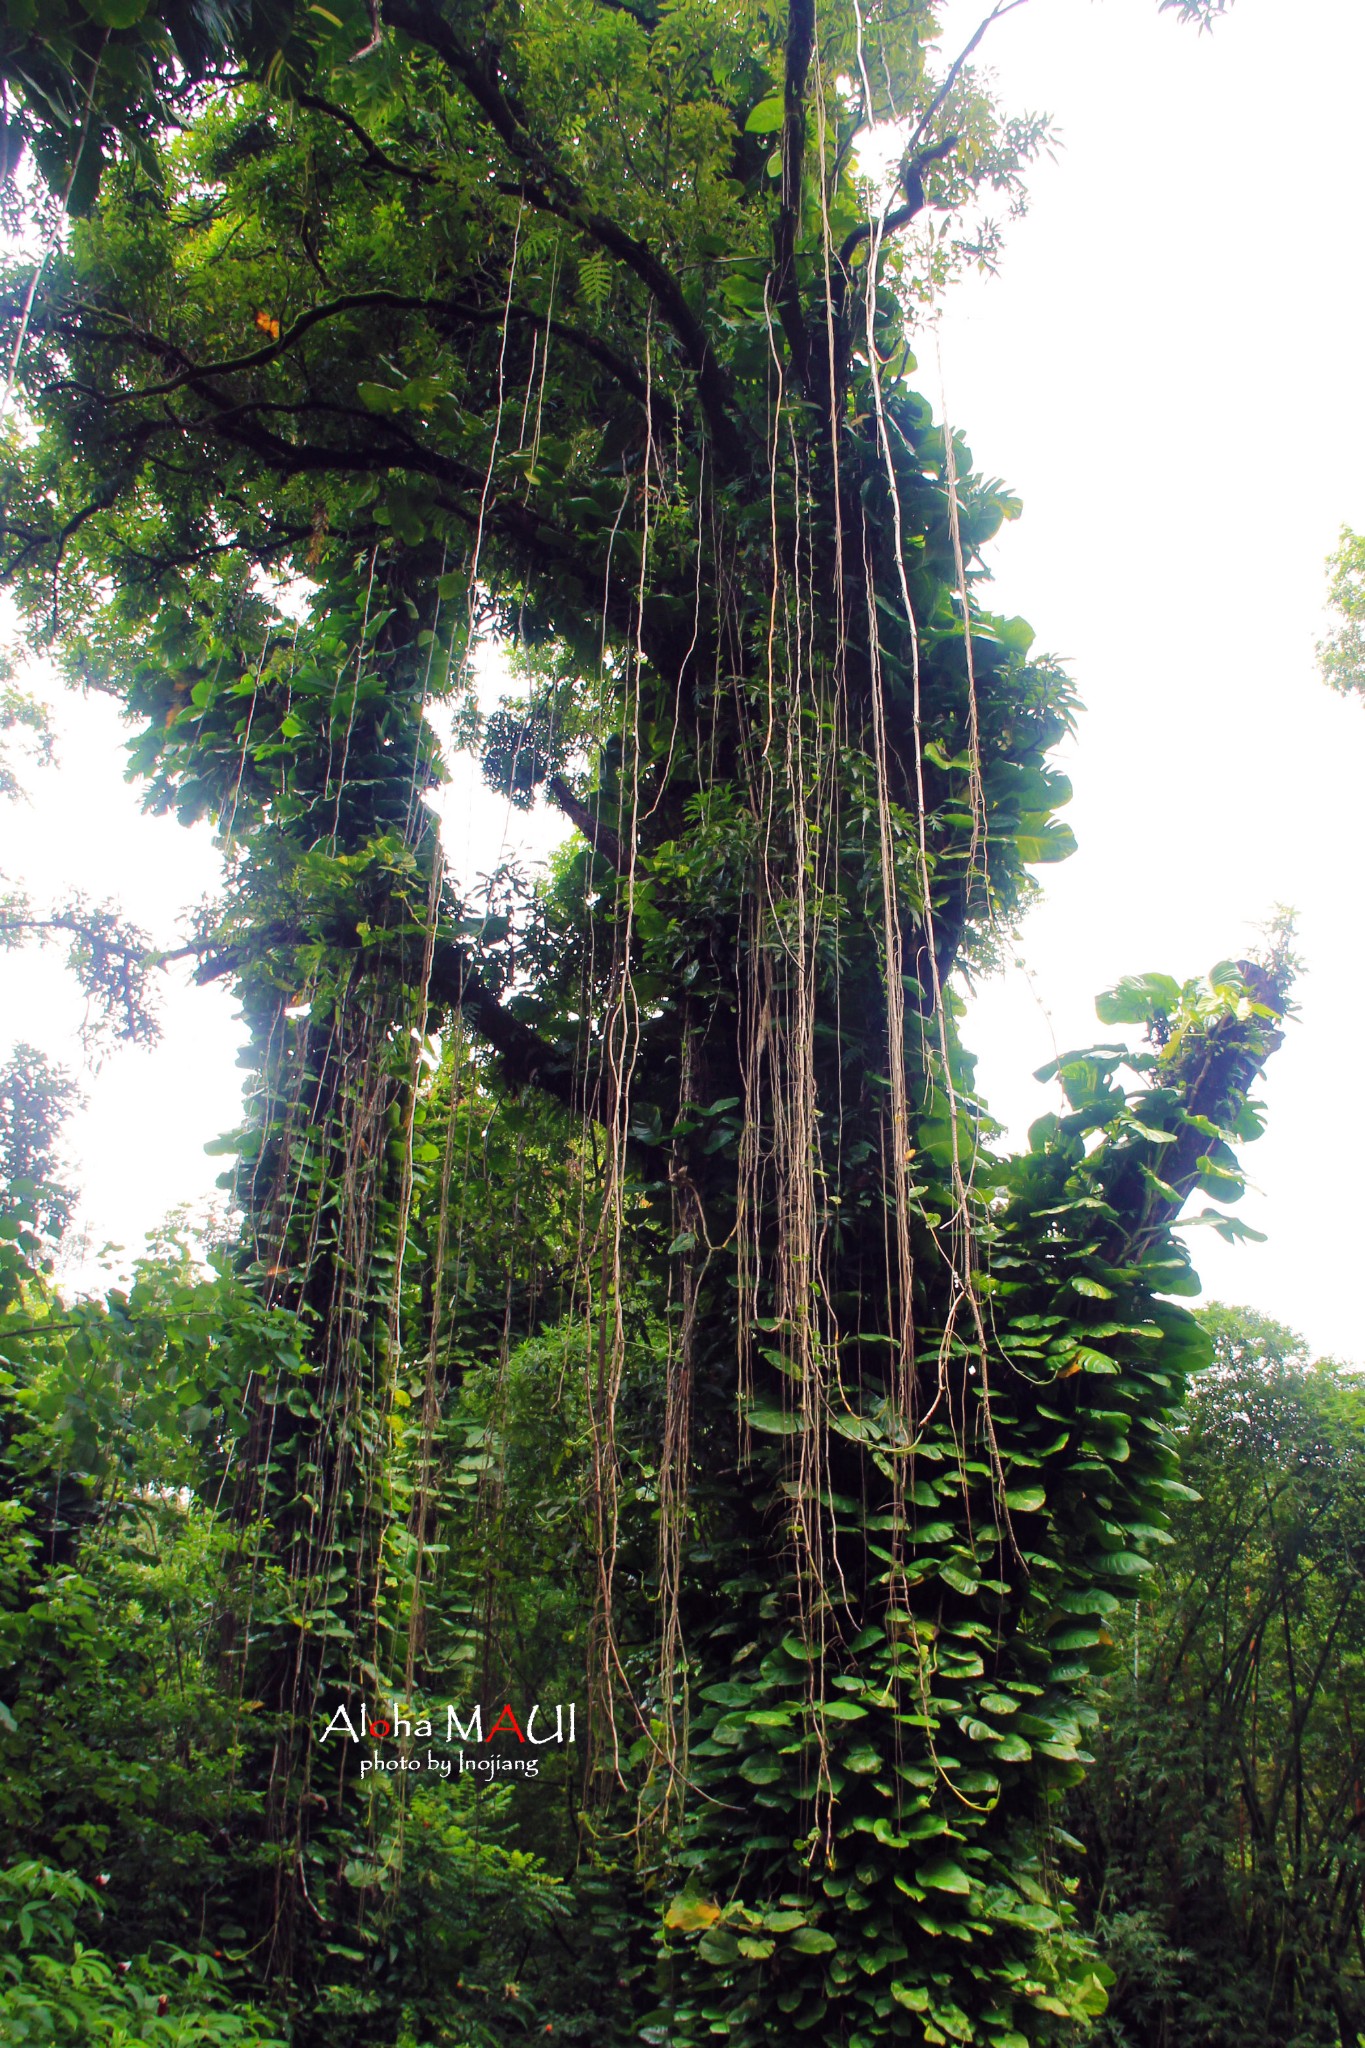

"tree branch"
[379,0,746,468]
[833,0,1025,280]
[837,134,960,269]
[64,289,653,414]
[293,90,437,184]
[192,917,582,1111]
[424,940,581,1107]
[903,1,1028,164]
[546,773,628,871]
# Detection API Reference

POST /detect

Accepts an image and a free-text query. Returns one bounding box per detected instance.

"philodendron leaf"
[1014,822,1077,864]
[788,1926,837,1954]
[1095,971,1183,1025]
[916,1857,972,1895]
[744,94,785,133]
[664,1895,721,1932]
[746,1400,803,1435]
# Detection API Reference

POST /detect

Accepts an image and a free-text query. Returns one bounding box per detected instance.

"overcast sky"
[3,0,1362,1357]
[931,0,1365,1358]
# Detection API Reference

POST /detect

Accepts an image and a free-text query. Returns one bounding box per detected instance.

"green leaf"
[740,1754,782,1784]
[1095,971,1182,1025]
[1013,823,1076,865]
[916,1857,971,1895]
[79,0,151,23]
[1075,1972,1110,2018]
[991,1733,1033,1762]
[788,1926,837,1953]
[744,94,786,133]
[1003,1487,1045,1512]
[746,1401,803,1435]
[997,615,1036,653]
[924,738,976,771]
[841,1743,884,1773]
[578,250,613,309]
[1182,1207,1268,1244]
[1095,1550,1153,1577]
[661,1886,720,1932]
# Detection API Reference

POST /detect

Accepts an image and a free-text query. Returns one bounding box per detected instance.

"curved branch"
[837,134,961,269]
[293,89,437,184]
[193,917,582,1110]
[379,0,746,468]
[903,1,1028,162]
[833,0,1025,279]
[424,940,582,1107]
[62,289,653,413]
[546,772,628,871]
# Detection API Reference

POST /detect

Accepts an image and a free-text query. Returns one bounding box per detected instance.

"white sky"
[2,0,1362,1357]
[932,0,1365,1359]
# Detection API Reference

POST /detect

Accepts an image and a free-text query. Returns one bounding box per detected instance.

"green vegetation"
[1077,1308,1365,2046]
[0,2,1342,2044]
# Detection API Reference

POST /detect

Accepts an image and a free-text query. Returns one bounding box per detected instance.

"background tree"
[0,1040,78,1247]
[1318,524,1365,699]
[1072,1304,1365,2048]
[0,3,1289,2045]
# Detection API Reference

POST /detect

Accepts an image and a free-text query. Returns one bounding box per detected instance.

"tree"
[0,4,1286,2043]
[0,676,51,802]
[1,656,159,1047]
[0,1040,78,1246]
[1318,524,1365,700]
[1072,1305,1365,2048]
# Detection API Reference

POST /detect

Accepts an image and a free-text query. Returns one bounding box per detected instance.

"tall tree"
[1,3,1285,2042]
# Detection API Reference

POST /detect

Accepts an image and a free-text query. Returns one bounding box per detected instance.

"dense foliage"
[1075,1308,1365,2048]
[0,1,1302,2044]
[8,1183,1363,2047]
